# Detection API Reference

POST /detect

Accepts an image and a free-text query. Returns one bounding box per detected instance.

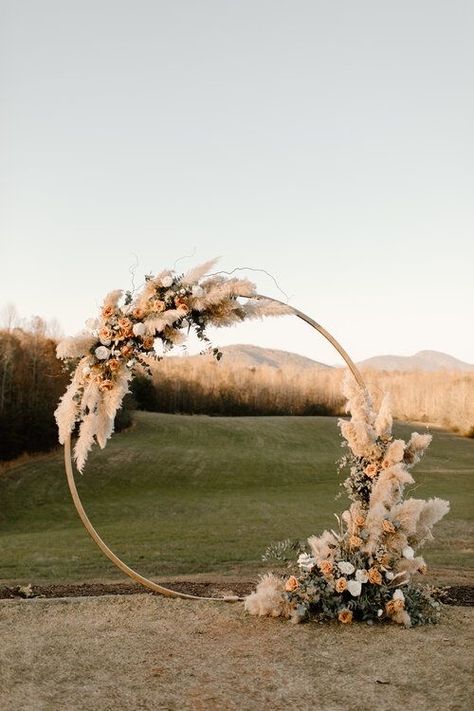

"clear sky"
[1,0,473,365]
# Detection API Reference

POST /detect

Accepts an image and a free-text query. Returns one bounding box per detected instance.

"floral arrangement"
[55,259,291,471]
[245,377,450,626]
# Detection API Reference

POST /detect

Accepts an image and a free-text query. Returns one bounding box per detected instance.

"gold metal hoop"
[64,294,367,601]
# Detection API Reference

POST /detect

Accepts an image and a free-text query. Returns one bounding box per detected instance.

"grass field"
[1,412,473,585]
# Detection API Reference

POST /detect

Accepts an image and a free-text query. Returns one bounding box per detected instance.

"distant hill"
[218,344,332,370]
[357,350,474,372]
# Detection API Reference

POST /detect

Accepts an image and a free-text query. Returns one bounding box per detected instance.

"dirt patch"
[0,595,472,711]
[1,581,473,606]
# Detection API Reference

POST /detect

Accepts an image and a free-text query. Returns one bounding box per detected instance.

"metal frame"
[64,294,366,601]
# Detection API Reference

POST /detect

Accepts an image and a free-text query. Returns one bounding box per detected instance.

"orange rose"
[176,300,189,314]
[368,568,383,585]
[101,305,114,319]
[354,515,366,528]
[150,299,165,313]
[385,599,404,616]
[141,335,155,350]
[349,535,362,549]
[120,344,134,357]
[318,559,334,576]
[338,609,353,624]
[285,575,299,592]
[118,318,133,337]
[382,520,395,534]
[364,463,378,478]
[335,577,347,593]
[108,359,120,372]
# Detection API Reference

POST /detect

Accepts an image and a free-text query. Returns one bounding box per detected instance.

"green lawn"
[1,412,472,584]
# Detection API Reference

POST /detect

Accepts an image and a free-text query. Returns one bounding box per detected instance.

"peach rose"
[349,535,362,549]
[101,305,114,319]
[338,609,353,624]
[150,299,165,313]
[382,520,396,534]
[120,344,134,357]
[354,515,366,528]
[382,459,391,469]
[335,577,347,593]
[364,463,378,478]
[368,568,383,585]
[107,359,120,372]
[318,559,334,576]
[99,326,113,342]
[285,575,299,592]
[133,307,145,319]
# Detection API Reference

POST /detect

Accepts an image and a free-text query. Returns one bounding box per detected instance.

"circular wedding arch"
[63,294,367,602]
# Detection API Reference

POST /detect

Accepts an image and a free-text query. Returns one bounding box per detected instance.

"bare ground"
[0,595,472,711]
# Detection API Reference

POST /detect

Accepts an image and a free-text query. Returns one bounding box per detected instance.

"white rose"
[297,553,316,572]
[192,285,205,297]
[402,546,415,560]
[393,589,405,601]
[95,346,110,360]
[337,561,355,575]
[161,275,173,287]
[347,580,362,597]
[355,569,369,583]
[132,322,146,336]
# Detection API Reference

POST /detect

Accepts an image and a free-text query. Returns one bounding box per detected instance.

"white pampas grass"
[102,289,123,309]
[57,333,96,359]
[244,574,289,618]
[181,258,219,285]
[242,299,293,319]
[307,530,339,560]
[375,394,393,437]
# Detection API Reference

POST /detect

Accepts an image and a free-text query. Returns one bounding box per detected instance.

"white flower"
[393,589,405,601]
[347,580,362,597]
[192,285,205,297]
[82,365,91,375]
[377,609,383,618]
[126,358,136,369]
[95,346,110,360]
[355,569,369,583]
[385,571,394,580]
[132,322,146,336]
[337,561,355,575]
[161,275,173,287]
[402,546,415,560]
[297,553,316,572]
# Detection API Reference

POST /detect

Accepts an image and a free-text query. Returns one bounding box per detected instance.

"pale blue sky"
[1,1,473,364]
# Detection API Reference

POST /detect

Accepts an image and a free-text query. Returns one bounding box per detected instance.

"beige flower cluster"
[245,376,449,627]
[55,259,291,471]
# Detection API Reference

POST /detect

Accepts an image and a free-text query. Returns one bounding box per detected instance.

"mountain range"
[216,345,473,372]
